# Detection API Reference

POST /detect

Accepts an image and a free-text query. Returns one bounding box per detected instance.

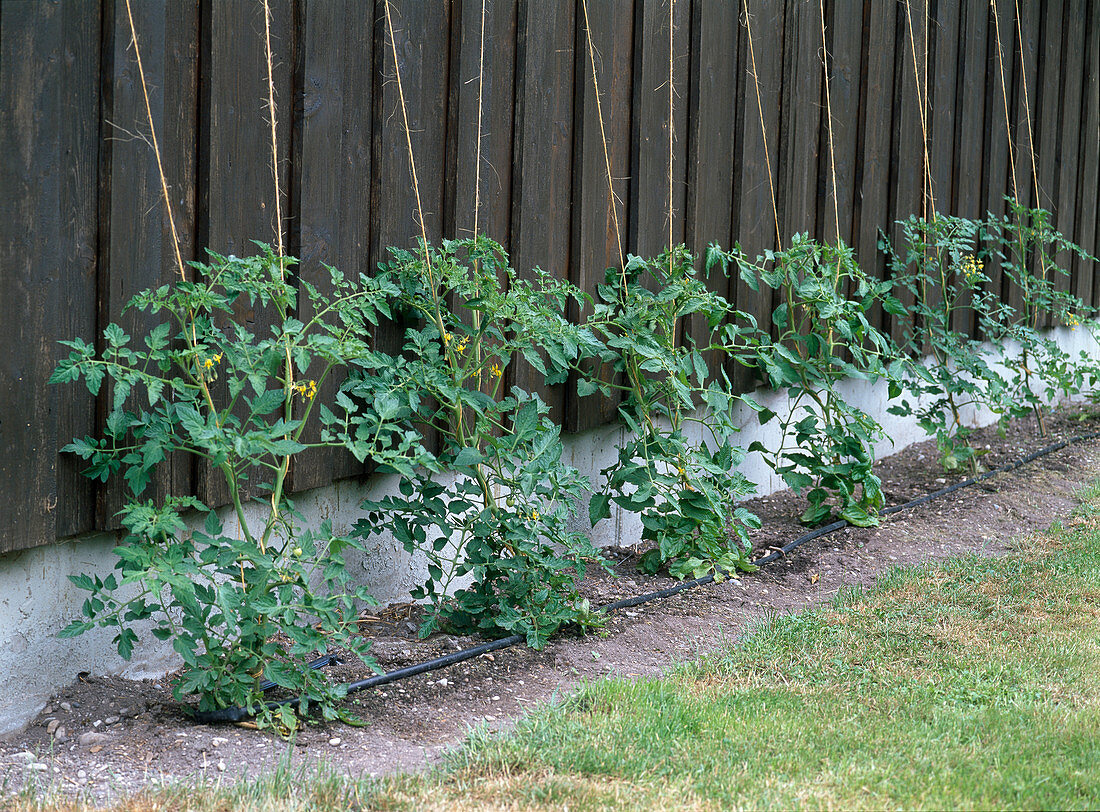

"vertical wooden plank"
[823,0,864,246]
[685,0,738,378]
[928,0,961,217]
[55,1,103,539]
[889,0,927,341]
[1054,0,1085,296]
[293,1,376,491]
[629,0,691,258]
[439,1,520,431]
[508,0,575,425]
[953,0,989,219]
[569,0,634,432]
[369,1,450,459]
[203,0,293,260]
[778,0,822,240]
[573,0,634,283]
[199,0,294,506]
[1073,0,1099,308]
[1004,0,1040,321]
[371,0,450,315]
[100,0,198,527]
[0,1,61,552]
[447,0,517,247]
[734,0,785,361]
[980,0,1015,336]
[1034,0,1065,215]
[852,0,895,333]
[158,1,202,467]
[950,0,989,337]
[687,0,738,256]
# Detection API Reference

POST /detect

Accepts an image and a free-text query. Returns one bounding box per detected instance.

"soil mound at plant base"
[3,406,1099,803]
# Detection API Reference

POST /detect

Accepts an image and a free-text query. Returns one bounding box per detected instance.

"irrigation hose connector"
[190,429,1100,725]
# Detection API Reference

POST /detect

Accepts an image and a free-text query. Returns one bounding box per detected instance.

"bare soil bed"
[5,406,1100,804]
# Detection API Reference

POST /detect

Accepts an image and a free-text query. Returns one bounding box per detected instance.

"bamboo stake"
[667,0,675,263]
[261,0,285,269]
[818,0,841,245]
[472,0,487,243]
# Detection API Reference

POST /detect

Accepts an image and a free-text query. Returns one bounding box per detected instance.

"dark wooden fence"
[2,0,1099,553]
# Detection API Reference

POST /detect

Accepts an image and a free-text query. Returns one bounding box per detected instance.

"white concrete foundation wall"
[2,326,1096,736]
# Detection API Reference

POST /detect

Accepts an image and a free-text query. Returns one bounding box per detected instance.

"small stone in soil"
[328,737,342,746]
[53,726,68,743]
[79,732,109,747]
[60,702,72,713]
[46,719,60,735]
[104,715,120,725]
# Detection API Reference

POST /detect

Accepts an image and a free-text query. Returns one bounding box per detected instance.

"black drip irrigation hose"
[258,654,340,693]
[191,428,1100,724]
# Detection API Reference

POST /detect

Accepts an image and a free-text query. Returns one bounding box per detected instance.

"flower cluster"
[294,379,318,401]
[201,352,223,371]
[960,255,984,284]
[443,332,469,354]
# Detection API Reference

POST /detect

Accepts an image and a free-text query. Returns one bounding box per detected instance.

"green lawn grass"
[15,485,1100,811]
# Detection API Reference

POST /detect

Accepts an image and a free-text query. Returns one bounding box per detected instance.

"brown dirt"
[4,406,1100,804]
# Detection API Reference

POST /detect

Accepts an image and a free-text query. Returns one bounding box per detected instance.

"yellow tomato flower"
[960,255,983,284]
[294,380,318,401]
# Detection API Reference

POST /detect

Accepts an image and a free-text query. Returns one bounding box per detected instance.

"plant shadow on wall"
[51,208,1100,730]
